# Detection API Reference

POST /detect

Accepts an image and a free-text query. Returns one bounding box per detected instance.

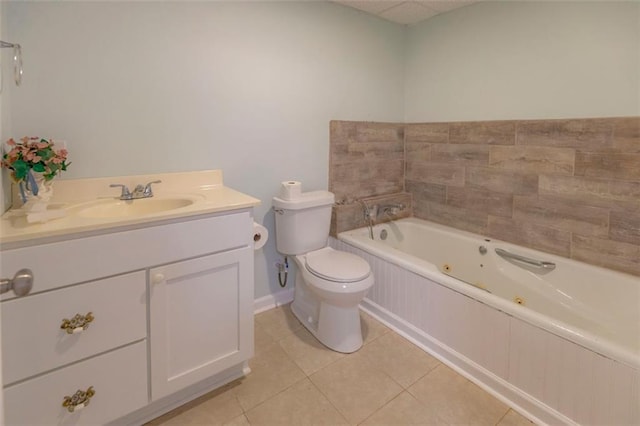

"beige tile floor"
[148,304,535,426]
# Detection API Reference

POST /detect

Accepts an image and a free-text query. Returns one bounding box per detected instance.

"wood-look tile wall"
[329,121,412,235]
[329,117,640,277]
[329,121,405,201]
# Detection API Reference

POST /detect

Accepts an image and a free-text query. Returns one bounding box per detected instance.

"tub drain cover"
[305,247,371,283]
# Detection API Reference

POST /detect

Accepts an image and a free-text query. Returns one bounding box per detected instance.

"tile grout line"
[305,374,352,425]
[240,373,308,420]
[494,408,512,426]
[354,388,407,426]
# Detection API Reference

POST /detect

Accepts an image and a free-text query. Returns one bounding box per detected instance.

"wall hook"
[0,40,23,86]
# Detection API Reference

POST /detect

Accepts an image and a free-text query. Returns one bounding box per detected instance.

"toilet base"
[317,303,363,353]
[291,271,364,354]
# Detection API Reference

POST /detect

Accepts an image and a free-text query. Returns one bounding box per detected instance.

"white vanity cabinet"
[0,208,255,425]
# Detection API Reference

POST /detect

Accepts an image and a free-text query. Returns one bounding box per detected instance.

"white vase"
[19,172,54,213]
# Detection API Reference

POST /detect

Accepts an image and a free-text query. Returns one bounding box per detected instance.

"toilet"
[273,189,374,353]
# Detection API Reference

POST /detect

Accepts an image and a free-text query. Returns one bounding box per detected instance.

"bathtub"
[333,218,639,426]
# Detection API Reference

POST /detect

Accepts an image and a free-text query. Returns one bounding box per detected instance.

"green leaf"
[12,160,28,180]
[32,163,46,173]
[37,149,52,160]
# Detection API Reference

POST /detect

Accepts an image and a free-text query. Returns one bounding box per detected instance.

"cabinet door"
[149,247,253,400]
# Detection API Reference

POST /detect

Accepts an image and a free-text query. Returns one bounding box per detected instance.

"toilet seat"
[305,247,371,283]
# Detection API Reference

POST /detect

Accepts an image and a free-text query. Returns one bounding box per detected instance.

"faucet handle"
[143,180,161,197]
[110,184,132,200]
[379,203,405,217]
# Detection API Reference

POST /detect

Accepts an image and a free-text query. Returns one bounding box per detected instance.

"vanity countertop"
[0,170,260,248]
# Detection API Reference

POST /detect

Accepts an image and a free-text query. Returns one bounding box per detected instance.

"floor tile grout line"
[306,375,352,425]
[355,387,408,426]
[495,407,512,425]
[399,357,442,391]
[240,373,309,419]
[404,363,443,401]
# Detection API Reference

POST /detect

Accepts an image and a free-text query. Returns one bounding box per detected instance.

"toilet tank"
[272,190,335,255]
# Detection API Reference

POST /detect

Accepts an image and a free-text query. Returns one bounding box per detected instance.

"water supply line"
[277,256,289,287]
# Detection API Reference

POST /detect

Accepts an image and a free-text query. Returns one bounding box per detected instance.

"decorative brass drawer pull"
[60,312,94,334]
[62,386,95,412]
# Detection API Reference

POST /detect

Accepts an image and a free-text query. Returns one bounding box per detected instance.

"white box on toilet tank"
[272,190,334,255]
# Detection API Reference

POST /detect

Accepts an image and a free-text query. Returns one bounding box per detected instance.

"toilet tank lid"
[273,190,335,210]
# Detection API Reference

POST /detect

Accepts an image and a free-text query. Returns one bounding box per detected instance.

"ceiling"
[333,1,478,25]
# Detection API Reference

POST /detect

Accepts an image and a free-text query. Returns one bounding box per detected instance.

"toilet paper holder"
[252,222,268,250]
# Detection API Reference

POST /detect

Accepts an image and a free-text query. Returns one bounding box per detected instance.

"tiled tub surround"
[329,117,640,276]
[331,223,640,426]
[329,121,405,202]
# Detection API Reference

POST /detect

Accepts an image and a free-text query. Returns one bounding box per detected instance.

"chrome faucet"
[110,180,161,200]
[378,203,405,218]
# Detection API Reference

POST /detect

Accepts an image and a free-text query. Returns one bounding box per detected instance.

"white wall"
[405,1,640,122]
[0,0,10,213]
[1,1,405,299]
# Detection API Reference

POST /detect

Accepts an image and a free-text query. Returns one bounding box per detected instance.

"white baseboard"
[254,288,294,314]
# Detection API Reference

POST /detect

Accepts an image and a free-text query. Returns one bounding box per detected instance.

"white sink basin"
[76,197,196,219]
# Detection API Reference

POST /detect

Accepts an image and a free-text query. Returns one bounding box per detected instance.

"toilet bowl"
[273,187,374,353]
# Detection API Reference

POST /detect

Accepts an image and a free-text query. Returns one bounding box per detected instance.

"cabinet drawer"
[1,211,252,299]
[2,271,146,385]
[4,341,148,426]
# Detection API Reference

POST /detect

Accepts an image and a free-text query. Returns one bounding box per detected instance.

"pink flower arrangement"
[1,137,70,183]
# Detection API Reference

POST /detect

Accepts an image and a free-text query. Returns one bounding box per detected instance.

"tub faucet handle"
[366,204,378,220]
[379,203,405,217]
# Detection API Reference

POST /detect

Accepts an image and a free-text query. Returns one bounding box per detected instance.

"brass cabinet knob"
[60,312,94,334]
[62,386,95,412]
